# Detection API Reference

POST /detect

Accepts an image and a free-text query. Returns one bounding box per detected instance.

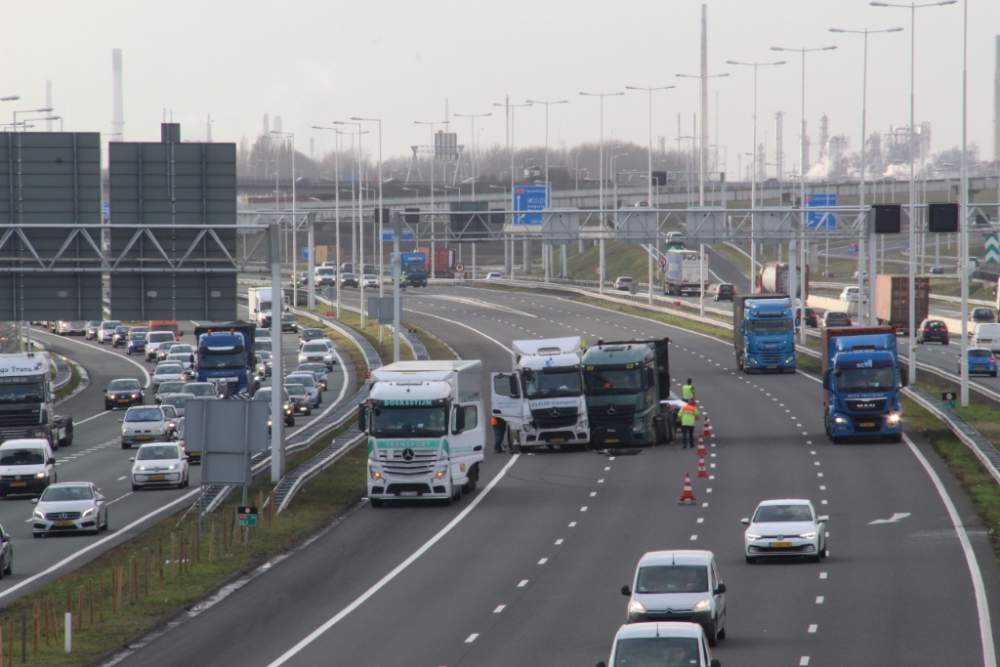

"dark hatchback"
[713,283,735,302]
[796,307,818,327]
[105,379,144,410]
[821,311,852,328]
[281,313,299,333]
[916,319,949,345]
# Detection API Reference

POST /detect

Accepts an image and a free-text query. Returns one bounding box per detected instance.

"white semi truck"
[490,336,589,451]
[247,287,274,328]
[0,353,73,448]
[664,248,709,296]
[360,360,485,507]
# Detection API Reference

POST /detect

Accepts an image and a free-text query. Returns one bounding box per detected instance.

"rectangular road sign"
[382,228,415,241]
[805,193,837,229]
[513,186,549,226]
[237,506,258,527]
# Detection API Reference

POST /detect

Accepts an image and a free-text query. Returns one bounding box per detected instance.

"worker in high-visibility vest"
[682,378,696,401]
[679,399,700,449]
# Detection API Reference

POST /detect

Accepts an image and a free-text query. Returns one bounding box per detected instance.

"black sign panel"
[872,204,901,234]
[928,202,960,234]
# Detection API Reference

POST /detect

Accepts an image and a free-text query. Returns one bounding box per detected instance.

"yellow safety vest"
[680,404,700,427]
[682,384,695,400]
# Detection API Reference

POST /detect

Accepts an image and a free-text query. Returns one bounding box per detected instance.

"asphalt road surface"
[109,285,1000,667]
[0,306,350,604]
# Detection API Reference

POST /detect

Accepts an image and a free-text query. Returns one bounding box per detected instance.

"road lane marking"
[598,479,604,483]
[702,503,709,507]
[465,633,479,643]
[117,476,127,481]
[262,454,522,667]
[518,580,529,587]
[820,485,826,490]
[696,518,704,523]
[35,329,152,387]
[816,596,824,603]
[808,624,818,633]
[820,572,827,579]
[580,506,588,512]
[493,605,505,613]
[74,412,113,427]
[689,535,697,541]
[868,512,911,524]
[555,539,563,545]
[538,558,548,565]
[799,657,810,666]
[589,491,596,497]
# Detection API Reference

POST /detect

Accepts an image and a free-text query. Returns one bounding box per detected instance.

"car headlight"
[32,509,44,520]
[693,599,712,612]
[136,465,147,471]
[628,600,646,614]
[799,531,817,540]
[153,427,165,434]
[34,471,47,479]
[746,533,761,541]
[131,394,138,399]
[167,464,178,470]
[123,428,134,435]
[81,508,95,518]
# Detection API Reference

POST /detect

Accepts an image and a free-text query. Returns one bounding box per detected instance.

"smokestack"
[775,111,784,181]
[263,113,269,136]
[800,119,809,176]
[699,3,708,205]
[818,114,829,160]
[111,49,124,142]
[274,116,283,134]
[994,35,1000,161]
[45,80,52,132]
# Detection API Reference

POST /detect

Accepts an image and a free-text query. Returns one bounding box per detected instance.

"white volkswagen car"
[742,499,828,564]
[130,442,189,490]
[120,405,170,449]
[151,362,185,389]
[145,331,178,361]
[597,622,721,667]
[298,341,335,368]
[32,482,108,537]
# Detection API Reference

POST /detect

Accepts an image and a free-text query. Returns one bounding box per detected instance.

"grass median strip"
[54,358,81,403]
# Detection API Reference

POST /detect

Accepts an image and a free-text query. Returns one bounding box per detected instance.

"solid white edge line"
[798,370,995,667]
[0,487,199,601]
[904,433,997,667]
[33,328,152,388]
[402,309,513,354]
[264,454,521,667]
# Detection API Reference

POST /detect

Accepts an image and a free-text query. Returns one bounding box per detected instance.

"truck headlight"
[369,468,382,481]
[628,600,646,614]
[522,422,533,433]
[580,418,589,428]
[785,356,796,364]
[632,421,644,432]
[435,469,446,479]
[693,599,711,612]
[747,357,758,365]
[34,471,47,479]
[887,413,900,424]
[833,416,848,425]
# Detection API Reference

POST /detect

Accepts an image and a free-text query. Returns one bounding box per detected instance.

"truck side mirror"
[454,406,467,433]
[901,373,909,388]
[508,376,520,398]
[822,373,829,390]
[357,405,368,433]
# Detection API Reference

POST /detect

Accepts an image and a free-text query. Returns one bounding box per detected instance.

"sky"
[2,0,998,178]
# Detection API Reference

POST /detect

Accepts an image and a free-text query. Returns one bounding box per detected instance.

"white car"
[145,331,178,361]
[130,442,189,490]
[255,328,272,340]
[621,550,727,646]
[55,321,87,336]
[161,393,196,417]
[362,274,379,288]
[31,482,108,537]
[742,499,828,564]
[97,320,122,344]
[486,272,503,281]
[298,341,335,368]
[182,382,221,400]
[120,405,171,449]
[839,286,866,303]
[166,351,196,371]
[151,362,185,389]
[597,622,721,667]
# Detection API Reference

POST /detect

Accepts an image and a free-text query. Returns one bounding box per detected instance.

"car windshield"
[970,350,993,358]
[613,637,701,667]
[108,380,140,392]
[137,445,180,460]
[115,327,130,335]
[254,389,272,401]
[129,332,146,340]
[102,322,121,330]
[747,319,794,333]
[0,382,45,404]
[158,381,185,395]
[836,367,895,391]
[164,395,191,407]
[584,368,645,395]
[40,486,93,502]
[973,310,994,321]
[148,332,175,343]
[155,364,183,375]
[285,385,307,396]
[303,343,327,353]
[636,565,708,594]
[719,285,733,293]
[754,504,813,522]
[183,384,217,397]
[283,314,296,322]
[171,345,193,354]
[199,350,246,369]
[302,330,322,340]
[126,408,163,422]
[255,341,272,352]
[167,353,190,361]
[371,404,448,437]
[298,364,325,374]
[0,448,45,465]
[286,375,315,388]
[522,368,583,399]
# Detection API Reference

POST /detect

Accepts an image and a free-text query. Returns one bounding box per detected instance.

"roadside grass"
[928,278,993,301]
[412,325,457,360]
[565,240,652,283]
[710,244,752,278]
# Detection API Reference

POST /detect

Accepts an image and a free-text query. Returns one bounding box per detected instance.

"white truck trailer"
[490,336,589,451]
[247,287,274,328]
[664,248,709,296]
[360,360,485,506]
[0,353,73,448]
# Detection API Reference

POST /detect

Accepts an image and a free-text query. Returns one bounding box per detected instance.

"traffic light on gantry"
[927,202,959,233]
[872,204,901,234]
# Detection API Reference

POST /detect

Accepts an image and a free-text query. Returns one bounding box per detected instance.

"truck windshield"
[612,637,700,667]
[523,368,583,399]
[746,319,794,333]
[260,301,272,312]
[199,350,246,369]
[0,381,45,404]
[371,405,448,437]
[836,367,895,391]
[584,368,644,394]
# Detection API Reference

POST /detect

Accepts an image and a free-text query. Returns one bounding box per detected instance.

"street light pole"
[727,60,785,293]
[353,117,385,341]
[453,112,492,201]
[675,74,729,206]
[526,99,568,281]
[871,0,956,385]
[415,119,450,282]
[830,26,904,327]
[334,120,366,327]
[270,132,296,307]
[580,92,624,294]
[771,44,837,342]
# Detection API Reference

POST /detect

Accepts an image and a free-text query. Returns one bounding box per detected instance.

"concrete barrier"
[807,295,962,332]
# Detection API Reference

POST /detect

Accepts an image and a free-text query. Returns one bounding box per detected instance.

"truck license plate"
[861,422,875,427]
[550,438,565,443]
[10,482,25,487]
[605,438,619,444]
[399,491,418,497]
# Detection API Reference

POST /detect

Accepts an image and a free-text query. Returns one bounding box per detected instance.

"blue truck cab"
[400,252,429,288]
[732,294,797,374]
[822,327,905,443]
[193,321,256,396]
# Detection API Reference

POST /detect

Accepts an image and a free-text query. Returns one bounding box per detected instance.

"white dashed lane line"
[518,580,529,588]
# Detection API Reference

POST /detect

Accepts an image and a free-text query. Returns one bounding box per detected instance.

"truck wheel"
[370,498,384,508]
[451,483,463,503]
[887,434,903,443]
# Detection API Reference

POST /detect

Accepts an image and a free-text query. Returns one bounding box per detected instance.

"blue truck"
[193,321,256,396]
[822,326,905,443]
[732,294,797,374]
[400,252,428,288]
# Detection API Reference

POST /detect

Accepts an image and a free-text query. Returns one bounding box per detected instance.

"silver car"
[32,482,108,537]
[151,362,185,389]
[166,351,196,371]
[182,382,221,400]
[742,499,828,564]
[130,443,189,490]
[145,331,178,361]
[298,341,334,368]
[119,405,170,449]
[55,321,87,336]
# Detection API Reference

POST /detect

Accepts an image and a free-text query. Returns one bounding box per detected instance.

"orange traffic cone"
[697,453,709,477]
[702,418,712,437]
[679,472,697,505]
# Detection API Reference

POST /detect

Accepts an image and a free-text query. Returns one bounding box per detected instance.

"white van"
[98,320,122,344]
[0,439,56,497]
[597,622,721,667]
[971,323,1000,352]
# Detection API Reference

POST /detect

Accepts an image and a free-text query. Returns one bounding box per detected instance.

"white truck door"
[490,372,523,430]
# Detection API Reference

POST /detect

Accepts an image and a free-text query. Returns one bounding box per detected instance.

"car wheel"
[183,474,189,488]
[704,620,718,647]
[132,484,139,492]
[105,402,111,410]
[745,556,757,564]
[370,497,384,508]
[121,441,130,449]
[717,623,726,640]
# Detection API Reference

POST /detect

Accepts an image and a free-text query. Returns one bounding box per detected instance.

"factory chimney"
[45,81,52,132]
[111,49,124,141]
[775,111,784,181]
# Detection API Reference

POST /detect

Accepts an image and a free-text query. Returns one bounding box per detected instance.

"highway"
[108,285,1000,667]
[0,308,351,604]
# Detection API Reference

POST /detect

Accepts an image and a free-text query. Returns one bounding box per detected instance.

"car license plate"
[767,366,777,369]
[55,521,74,528]
[137,435,152,441]
[605,438,619,444]
[150,475,166,481]
[551,438,565,443]
[983,339,993,343]
[861,422,875,427]
[770,541,792,548]
[10,482,26,487]
[399,491,418,497]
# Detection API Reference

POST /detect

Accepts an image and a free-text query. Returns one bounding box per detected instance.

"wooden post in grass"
[268,491,275,526]
[158,539,164,584]
[116,563,124,613]
[76,588,82,630]
[42,599,50,646]
[88,579,94,627]
[50,598,58,643]
[130,553,138,603]
[170,534,176,579]
[180,533,186,576]
[99,573,104,622]
[110,568,117,615]
[195,522,201,565]
[208,518,216,561]
[143,549,149,597]
[8,617,14,667]
[31,602,38,656]
[230,508,237,549]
